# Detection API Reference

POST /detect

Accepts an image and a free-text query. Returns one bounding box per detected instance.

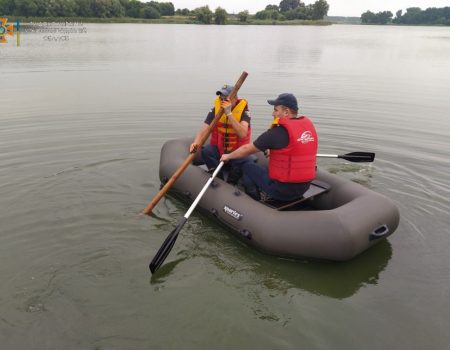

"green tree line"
[362,6,450,25]
[254,0,329,21]
[0,0,175,19]
[1,0,330,23]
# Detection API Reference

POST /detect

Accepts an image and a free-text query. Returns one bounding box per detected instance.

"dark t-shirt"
[253,126,289,151]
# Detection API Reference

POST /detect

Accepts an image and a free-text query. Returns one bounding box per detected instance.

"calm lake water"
[1,23,449,349]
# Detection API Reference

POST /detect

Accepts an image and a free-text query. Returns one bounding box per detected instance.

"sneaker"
[259,192,273,202]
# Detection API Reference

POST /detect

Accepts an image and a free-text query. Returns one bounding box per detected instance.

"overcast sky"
[169,1,450,17]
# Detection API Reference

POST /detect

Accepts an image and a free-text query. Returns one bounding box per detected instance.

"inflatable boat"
[157,137,400,262]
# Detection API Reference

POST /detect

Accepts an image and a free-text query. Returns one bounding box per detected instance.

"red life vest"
[268,117,318,183]
[210,97,251,155]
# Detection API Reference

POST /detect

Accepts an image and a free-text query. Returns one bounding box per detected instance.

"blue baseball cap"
[216,84,234,97]
[267,93,298,111]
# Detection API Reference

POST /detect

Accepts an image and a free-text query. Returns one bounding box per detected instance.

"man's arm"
[190,123,209,153]
[222,99,249,139]
[220,143,259,162]
[226,116,249,139]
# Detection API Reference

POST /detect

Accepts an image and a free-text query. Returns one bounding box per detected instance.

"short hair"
[281,106,298,115]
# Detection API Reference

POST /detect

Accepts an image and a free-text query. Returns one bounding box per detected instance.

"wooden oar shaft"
[143,153,196,215]
[143,71,248,215]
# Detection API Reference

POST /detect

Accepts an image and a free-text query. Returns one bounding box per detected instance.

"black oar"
[317,152,375,163]
[149,162,225,274]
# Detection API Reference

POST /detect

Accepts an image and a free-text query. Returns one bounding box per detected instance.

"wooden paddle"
[143,71,248,215]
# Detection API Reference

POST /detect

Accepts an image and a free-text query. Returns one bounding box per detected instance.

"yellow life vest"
[211,97,250,154]
[213,97,248,134]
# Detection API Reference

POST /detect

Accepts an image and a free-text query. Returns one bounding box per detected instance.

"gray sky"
[170,0,450,16]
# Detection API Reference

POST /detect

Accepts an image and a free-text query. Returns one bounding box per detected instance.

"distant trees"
[312,0,329,19]
[191,6,231,25]
[156,1,174,16]
[255,8,280,20]
[237,10,249,22]
[362,7,450,25]
[193,6,213,24]
[214,7,227,25]
[279,0,301,13]
[140,4,160,19]
[124,0,141,18]
[13,0,49,17]
[175,8,191,16]
[0,0,335,24]
[0,0,15,15]
[255,0,329,21]
[4,0,449,26]
[361,10,393,24]
[0,0,176,19]
[92,0,126,18]
[393,7,450,25]
[265,5,279,12]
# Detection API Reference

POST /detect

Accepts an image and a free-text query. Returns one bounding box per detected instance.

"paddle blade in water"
[149,217,187,274]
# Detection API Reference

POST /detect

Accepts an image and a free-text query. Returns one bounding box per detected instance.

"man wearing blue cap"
[220,93,318,201]
[190,84,252,184]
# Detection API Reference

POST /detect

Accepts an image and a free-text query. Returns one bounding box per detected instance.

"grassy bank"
[325,16,361,25]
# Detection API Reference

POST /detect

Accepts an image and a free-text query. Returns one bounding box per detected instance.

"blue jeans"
[241,162,310,201]
[201,144,253,171]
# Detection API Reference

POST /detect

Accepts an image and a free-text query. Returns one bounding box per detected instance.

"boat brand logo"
[0,18,19,46]
[223,205,243,221]
[297,131,315,144]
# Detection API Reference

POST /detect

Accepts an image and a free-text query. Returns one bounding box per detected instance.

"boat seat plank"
[262,179,331,211]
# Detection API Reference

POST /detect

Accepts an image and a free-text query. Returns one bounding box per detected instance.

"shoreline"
[5,16,333,26]
[7,16,448,27]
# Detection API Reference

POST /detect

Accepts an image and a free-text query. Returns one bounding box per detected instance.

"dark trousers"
[201,144,254,171]
[242,162,310,201]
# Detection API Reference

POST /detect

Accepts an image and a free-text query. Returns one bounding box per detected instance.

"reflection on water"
[153,215,392,301]
[326,163,375,187]
[149,258,186,287]
[263,240,392,299]
[148,214,392,326]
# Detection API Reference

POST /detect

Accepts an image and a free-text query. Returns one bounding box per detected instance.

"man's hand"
[189,143,199,154]
[220,153,231,162]
[220,98,232,116]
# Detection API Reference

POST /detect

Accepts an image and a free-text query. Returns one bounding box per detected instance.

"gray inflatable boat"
[158,137,400,261]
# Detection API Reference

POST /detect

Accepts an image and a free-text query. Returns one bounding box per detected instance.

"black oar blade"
[339,152,375,163]
[149,217,187,274]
